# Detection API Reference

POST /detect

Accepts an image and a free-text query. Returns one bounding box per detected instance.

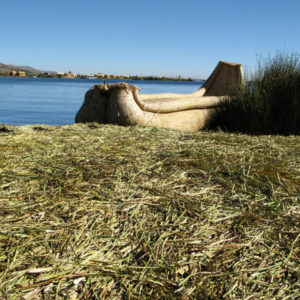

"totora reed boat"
[75,61,245,131]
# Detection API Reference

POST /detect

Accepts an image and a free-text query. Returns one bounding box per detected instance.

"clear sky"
[1,0,299,78]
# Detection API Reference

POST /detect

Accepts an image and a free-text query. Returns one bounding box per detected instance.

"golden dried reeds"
[0,123,299,298]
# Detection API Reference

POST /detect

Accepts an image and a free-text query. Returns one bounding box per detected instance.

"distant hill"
[0,62,55,75]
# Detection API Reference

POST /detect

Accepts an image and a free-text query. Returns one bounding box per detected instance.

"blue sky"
[1,0,299,78]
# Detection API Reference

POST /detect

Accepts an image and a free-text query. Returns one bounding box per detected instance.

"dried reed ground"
[0,123,299,299]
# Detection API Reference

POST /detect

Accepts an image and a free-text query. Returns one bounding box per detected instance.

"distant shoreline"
[0,73,201,82]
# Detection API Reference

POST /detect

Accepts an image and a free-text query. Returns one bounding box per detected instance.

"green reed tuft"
[215,52,300,134]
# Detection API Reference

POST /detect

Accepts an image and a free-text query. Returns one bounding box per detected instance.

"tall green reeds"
[215,52,300,134]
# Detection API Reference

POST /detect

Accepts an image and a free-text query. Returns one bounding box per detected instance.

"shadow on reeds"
[213,52,300,135]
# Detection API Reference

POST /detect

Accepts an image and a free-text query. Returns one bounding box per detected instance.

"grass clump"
[0,123,299,299]
[216,52,300,135]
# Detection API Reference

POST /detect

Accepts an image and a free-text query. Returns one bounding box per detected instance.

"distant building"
[110,74,120,79]
[95,73,105,78]
[9,71,26,77]
[17,71,26,77]
[65,72,74,78]
[86,74,96,79]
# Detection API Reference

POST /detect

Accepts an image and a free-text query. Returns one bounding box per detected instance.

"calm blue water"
[0,77,204,126]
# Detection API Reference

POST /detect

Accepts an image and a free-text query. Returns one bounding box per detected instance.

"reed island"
[0,52,299,298]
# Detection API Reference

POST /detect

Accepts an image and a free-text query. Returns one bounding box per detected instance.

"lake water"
[0,77,204,126]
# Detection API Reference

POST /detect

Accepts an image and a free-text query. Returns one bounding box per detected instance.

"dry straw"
[0,123,299,299]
